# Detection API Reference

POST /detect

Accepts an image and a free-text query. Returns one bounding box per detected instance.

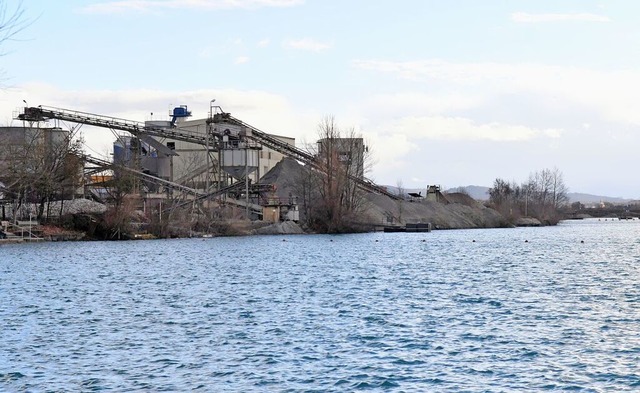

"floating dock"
[383,223,432,233]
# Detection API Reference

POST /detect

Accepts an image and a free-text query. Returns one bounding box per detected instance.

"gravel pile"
[252,221,305,235]
[364,193,508,229]
[262,158,509,230]
[260,157,307,199]
[47,199,107,216]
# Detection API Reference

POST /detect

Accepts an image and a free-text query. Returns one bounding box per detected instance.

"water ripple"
[1,219,640,391]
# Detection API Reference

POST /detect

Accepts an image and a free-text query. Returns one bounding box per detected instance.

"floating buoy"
[580,240,584,244]
[525,240,529,243]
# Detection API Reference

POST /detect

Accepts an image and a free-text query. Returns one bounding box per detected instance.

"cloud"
[2,82,315,159]
[234,56,250,64]
[79,0,304,14]
[257,38,271,48]
[350,113,562,181]
[511,12,611,23]
[283,38,332,52]
[198,38,245,59]
[351,59,640,127]
[358,92,482,117]
[376,116,552,142]
[365,132,418,170]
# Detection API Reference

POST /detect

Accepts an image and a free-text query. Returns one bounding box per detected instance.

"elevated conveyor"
[19,106,205,150]
[219,114,401,200]
[84,155,263,215]
[18,105,401,200]
[83,155,203,196]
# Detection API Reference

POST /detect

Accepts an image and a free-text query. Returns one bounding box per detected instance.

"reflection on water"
[1,219,640,391]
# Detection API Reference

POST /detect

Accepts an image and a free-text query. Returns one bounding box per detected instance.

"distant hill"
[385,184,633,204]
[444,185,632,204]
[564,193,630,205]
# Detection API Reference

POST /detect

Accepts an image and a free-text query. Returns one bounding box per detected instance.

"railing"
[4,220,43,242]
[226,115,401,200]
[20,106,209,146]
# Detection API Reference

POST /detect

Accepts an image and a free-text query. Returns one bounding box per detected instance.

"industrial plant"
[1,102,405,239]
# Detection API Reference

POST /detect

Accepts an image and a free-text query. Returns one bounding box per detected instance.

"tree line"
[295,116,372,233]
[488,167,569,225]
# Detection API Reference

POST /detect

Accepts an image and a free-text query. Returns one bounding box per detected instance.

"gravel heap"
[252,221,305,235]
[262,158,509,230]
[46,199,107,216]
[260,157,307,200]
[363,193,508,229]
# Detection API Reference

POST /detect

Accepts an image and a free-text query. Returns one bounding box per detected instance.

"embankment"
[266,158,510,230]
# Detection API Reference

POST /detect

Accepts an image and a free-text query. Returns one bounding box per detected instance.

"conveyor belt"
[19,106,400,200]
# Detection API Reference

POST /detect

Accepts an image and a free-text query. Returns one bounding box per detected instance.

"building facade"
[114,113,296,191]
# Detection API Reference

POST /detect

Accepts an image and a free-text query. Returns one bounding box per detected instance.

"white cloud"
[365,132,418,170]
[283,38,332,52]
[2,83,315,159]
[198,47,214,59]
[359,92,482,117]
[543,128,563,138]
[234,56,250,64]
[80,0,304,14]
[351,59,640,127]
[376,116,548,142]
[353,115,560,180]
[511,12,611,23]
[198,38,245,58]
[257,38,271,48]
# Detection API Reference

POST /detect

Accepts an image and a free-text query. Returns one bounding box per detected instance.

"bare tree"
[489,178,519,220]
[489,167,569,225]
[303,116,373,233]
[551,167,569,209]
[525,168,568,222]
[1,1,30,81]
[0,126,83,221]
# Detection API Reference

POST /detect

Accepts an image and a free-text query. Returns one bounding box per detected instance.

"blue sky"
[2,0,640,198]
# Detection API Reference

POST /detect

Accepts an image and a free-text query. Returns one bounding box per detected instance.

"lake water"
[1,219,640,392]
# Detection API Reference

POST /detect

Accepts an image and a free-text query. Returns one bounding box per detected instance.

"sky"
[1,0,640,198]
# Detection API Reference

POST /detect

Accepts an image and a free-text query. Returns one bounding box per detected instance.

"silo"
[221,142,260,180]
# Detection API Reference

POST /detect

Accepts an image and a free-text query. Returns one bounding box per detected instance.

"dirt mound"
[364,193,508,229]
[443,192,481,207]
[260,157,308,199]
[260,157,508,230]
[252,221,305,235]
